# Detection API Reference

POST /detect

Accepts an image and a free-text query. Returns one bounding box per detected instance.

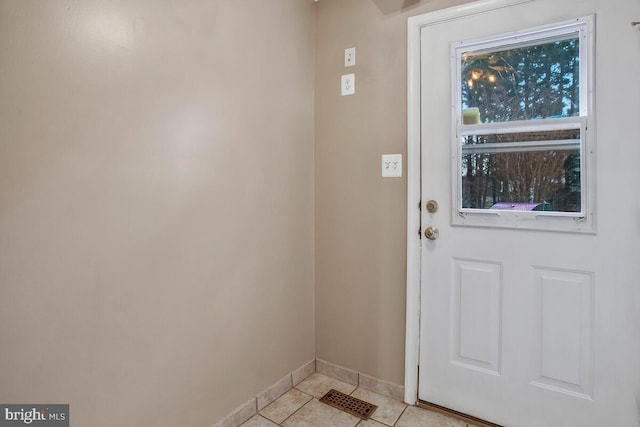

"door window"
[452,18,594,231]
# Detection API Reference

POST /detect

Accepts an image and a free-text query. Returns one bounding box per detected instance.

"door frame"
[403,0,535,405]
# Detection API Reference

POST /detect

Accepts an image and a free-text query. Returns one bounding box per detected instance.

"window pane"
[461,35,580,124]
[461,131,581,213]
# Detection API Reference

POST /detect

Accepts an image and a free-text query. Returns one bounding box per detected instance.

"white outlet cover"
[382,154,402,177]
[345,47,356,67]
[341,74,355,96]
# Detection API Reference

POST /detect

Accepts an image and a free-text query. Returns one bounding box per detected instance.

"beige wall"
[0,1,315,426]
[314,0,473,386]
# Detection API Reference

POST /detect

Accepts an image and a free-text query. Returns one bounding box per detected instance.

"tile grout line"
[391,404,409,427]
[275,393,316,426]
[351,383,407,427]
[270,386,315,426]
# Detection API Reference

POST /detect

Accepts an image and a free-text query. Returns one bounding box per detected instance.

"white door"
[416,1,640,426]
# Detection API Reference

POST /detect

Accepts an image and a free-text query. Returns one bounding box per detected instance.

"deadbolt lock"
[424,226,439,240]
[426,200,439,213]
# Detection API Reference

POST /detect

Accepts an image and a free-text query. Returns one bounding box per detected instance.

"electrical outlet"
[345,47,356,67]
[341,74,355,96]
[382,154,402,177]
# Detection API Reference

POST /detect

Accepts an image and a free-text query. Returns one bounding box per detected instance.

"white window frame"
[450,16,595,233]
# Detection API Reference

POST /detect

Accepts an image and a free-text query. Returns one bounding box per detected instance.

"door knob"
[426,200,439,213]
[424,226,439,240]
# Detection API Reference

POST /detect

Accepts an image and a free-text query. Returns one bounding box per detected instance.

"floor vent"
[319,389,378,419]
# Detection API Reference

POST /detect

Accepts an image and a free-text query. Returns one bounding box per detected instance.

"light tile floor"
[240,373,478,427]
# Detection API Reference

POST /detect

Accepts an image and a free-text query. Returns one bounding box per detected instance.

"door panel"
[531,267,593,399]
[417,1,640,426]
[451,258,502,375]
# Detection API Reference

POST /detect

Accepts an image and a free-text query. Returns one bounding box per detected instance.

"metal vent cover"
[319,389,378,419]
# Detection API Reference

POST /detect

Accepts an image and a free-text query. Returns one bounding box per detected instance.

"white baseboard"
[211,359,315,427]
[315,358,404,402]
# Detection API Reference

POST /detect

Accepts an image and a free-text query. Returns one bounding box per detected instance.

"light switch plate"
[341,74,355,96]
[382,154,402,177]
